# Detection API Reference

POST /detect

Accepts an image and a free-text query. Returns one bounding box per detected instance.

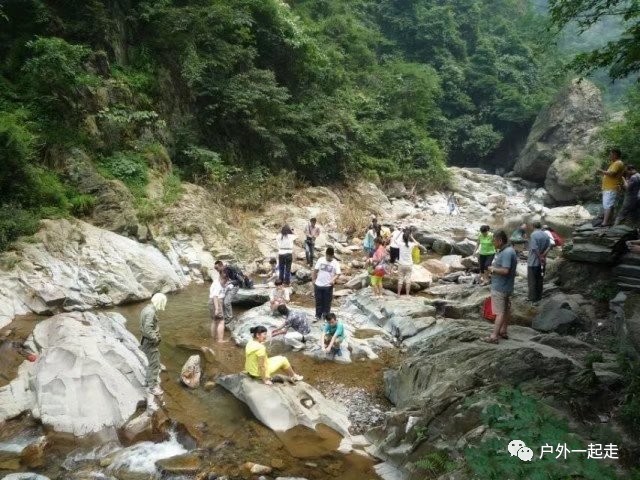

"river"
[0,284,398,479]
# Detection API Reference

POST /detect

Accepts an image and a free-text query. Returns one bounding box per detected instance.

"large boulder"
[453,238,477,257]
[382,265,433,292]
[543,205,592,231]
[216,374,351,437]
[544,150,600,204]
[531,294,589,334]
[0,311,147,436]
[423,259,450,277]
[0,219,184,328]
[232,288,270,307]
[513,79,605,183]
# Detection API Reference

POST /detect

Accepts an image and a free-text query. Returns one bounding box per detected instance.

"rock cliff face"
[0,219,183,329]
[513,79,605,191]
[0,311,147,436]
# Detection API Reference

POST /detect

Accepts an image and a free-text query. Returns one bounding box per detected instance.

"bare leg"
[397,280,402,296]
[603,208,613,226]
[491,313,505,341]
[499,305,510,336]
[216,320,228,343]
[405,280,411,296]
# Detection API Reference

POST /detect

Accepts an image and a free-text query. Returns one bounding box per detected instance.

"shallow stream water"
[0,284,396,479]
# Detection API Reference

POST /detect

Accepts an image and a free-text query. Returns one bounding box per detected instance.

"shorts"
[370,275,383,287]
[267,356,291,376]
[602,190,618,210]
[491,290,511,316]
[478,254,495,274]
[398,264,412,283]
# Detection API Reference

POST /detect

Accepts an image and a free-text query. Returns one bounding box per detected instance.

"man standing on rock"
[312,247,341,322]
[599,147,625,227]
[304,217,321,267]
[140,293,167,409]
[527,222,550,303]
[483,231,517,344]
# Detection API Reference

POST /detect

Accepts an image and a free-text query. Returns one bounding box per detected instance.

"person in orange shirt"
[598,148,625,227]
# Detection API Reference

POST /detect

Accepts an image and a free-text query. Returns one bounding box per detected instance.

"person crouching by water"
[140,293,167,410]
[245,325,304,385]
[272,304,311,351]
[322,313,345,356]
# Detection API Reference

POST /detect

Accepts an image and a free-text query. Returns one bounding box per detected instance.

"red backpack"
[550,230,564,247]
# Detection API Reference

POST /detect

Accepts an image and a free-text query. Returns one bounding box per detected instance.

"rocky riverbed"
[2,164,640,480]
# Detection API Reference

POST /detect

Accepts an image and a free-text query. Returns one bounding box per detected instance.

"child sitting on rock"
[269,279,290,314]
[322,313,345,356]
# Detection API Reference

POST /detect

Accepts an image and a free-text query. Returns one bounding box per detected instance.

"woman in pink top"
[367,237,388,297]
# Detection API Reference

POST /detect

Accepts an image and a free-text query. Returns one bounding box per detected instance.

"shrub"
[69,193,96,216]
[162,172,183,205]
[464,388,618,479]
[0,205,40,251]
[98,151,149,198]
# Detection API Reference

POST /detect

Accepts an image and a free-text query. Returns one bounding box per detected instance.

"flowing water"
[0,284,397,479]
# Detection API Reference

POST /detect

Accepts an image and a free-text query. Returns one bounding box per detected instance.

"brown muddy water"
[0,284,399,480]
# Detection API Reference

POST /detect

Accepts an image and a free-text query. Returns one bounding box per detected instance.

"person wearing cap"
[140,293,168,409]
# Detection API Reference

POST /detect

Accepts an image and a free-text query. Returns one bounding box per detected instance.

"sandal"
[499,333,509,340]
[481,337,499,344]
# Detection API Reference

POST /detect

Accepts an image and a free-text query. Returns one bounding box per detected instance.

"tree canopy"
[0,0,562,247]
[549,0,640,79]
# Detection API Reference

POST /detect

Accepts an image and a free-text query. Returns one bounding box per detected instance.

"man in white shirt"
[312,247,341,322]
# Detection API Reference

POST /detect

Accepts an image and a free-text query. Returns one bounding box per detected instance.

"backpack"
[550,231,564,247]
[225,265,254,289]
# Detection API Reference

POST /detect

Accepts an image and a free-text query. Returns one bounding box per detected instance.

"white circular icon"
[518,446,534,462]
[507,439,526,456]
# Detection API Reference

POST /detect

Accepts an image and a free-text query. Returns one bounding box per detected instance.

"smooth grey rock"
[0,311,146,436]
[216,373,350,436]
[232,288,270,307]
[531,294,587,334]
[0,219,184,327]
[453,238,477,257]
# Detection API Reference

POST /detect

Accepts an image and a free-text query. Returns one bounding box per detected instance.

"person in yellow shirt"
[245,325,303,385]
[598,148,625,227]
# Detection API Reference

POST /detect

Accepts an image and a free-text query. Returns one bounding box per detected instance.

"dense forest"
[0,0,610,248]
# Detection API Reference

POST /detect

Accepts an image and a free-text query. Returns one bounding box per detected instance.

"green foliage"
[162,173,183,205]
[549,0,640,79]
[0,205,40,251]
[618,353,640,435]
[98,151,149,198]
[602,84,640,167]
[464,387,618,479]
[590,280,620,303]
[585,351,605,369]
[415,451,458,476]
[69,193,96,217]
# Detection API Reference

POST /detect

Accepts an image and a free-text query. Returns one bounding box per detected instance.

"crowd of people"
[138,147,640,407]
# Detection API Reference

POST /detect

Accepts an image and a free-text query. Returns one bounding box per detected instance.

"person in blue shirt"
[483,230,518,344]
[527,222,551,303]
[322,313,345,354]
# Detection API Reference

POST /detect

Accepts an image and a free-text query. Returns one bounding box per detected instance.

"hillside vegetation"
[0,0,562,248]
